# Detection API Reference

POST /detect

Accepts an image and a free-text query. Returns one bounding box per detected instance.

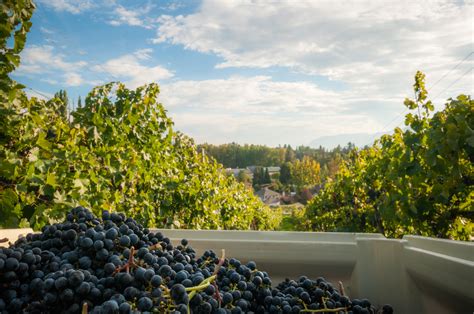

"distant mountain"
[308,132,388,149]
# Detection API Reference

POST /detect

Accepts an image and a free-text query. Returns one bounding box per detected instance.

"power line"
[382,66,473,135]
[372,52,473,140]
[428,51,473,91]
[379,108,409,133]
[27,87,51,100]
[431,66,473,101]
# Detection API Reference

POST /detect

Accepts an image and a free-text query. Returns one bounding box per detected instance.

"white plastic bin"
[155,230,474,314]
[2,229,473,313]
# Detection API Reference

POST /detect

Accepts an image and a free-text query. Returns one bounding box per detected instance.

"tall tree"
[292,156,321,189]
[253,167,264,186]
[280,162,292,185]
[326,154,343,180]
[54,89,68,118]
[264,168,271,184]
[77,96,82,109]
[285,145,295,162]
[237,170,251,185]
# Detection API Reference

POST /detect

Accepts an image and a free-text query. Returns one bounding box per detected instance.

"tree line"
[199,143,354,184]
[198,143,354,168]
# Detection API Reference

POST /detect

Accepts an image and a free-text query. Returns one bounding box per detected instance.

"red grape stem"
[211,249,226,306]
[113,246,137,275]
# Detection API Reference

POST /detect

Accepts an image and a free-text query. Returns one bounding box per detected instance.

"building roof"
[265,166,281,172]
[256,187,281,205]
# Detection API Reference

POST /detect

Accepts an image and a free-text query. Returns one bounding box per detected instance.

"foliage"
[305,72,474,240]
[279,162,292,185]
[277,204,306,231]
[198,143,352,169]
[1,82,279,230]
[0,0,36,228]
[236,170,251,185]
[252,167,271,186]
[295,188,313,205]
[53,89,68,118]
[284,145,296,162]
[253,205,283,231]
[322,154,343,181]
[0,0,35,79]
[198,143,284,168]
[291,156,321,189]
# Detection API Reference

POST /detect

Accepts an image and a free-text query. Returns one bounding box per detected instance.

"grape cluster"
[0,207,394,313]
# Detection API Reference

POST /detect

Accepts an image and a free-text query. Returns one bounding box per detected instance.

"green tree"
[280,162,292,185]
[292,156,321,189]
[77,96,82,109]
[264,168,271,184]
[253,167,264,186]
[237,170,251,185]
[285,145,295,162]
[325,154,343,180]
[53,89,68,118]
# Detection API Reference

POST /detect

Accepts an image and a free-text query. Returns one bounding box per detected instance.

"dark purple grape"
[119,302,131,314]
[5,257,19,271]
[137,297,152,311]
[101,300,119,314]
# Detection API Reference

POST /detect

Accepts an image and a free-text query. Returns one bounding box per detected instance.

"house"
[247,165,258,173]
[247,166,281,175]
[265,166,281,176]
[256,187,281,206]
[225,168,254,179]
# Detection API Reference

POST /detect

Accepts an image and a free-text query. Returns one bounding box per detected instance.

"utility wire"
[373,51,474,139]
[381,66,473,136]
[27,87,51,100]
[428,51,473,91]
[431,66,473,101]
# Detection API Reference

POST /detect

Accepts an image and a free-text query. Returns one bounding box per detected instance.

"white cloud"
[17,45,86,74]
[161,76,341,113]
[15,45,97,87]
[160,76,383,146]
[64,73,83,86]
[109,4,154,29]
[133,48,153,60]
[37,0,94,14]
[92,49,173,88]
[162,2,184,11]
[154,0,473,103]
[41,78,59,85]
[40,27,54,34]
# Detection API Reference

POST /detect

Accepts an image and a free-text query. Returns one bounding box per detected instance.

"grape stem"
[338,281,346,297]
[81,302,88,314]
[185,275,217,292]
[213,249,226,306]
[113,246,136,275]
[213,249,226,275]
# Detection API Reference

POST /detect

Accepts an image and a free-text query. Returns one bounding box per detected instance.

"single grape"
[137,297,153,311]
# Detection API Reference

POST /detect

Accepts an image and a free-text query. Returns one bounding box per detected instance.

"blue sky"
[13,0,473,148]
